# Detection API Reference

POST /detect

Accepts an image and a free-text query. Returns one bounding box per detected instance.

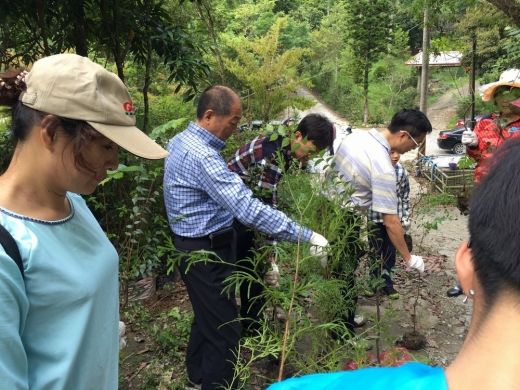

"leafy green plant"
[0,115,13,174]
[88,157,169,309]
[123,301,154,331]
[151,307,193,360]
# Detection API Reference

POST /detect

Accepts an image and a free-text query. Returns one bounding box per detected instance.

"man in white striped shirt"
[367,151,410,300]
[326,109,431,336]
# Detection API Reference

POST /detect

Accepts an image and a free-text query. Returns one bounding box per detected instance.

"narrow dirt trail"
[295,86,351,127]
[424,86,470,156]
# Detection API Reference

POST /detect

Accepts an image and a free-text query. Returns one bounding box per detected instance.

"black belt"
[175,225,235,249]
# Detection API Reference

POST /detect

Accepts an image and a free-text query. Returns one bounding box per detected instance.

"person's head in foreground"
[291,114,334,163]
[0,54,167,195]
[268,138,520,390]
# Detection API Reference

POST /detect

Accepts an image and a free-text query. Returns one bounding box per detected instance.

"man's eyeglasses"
[400,130,420,149]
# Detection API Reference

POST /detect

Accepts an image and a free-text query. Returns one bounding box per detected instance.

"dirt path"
[295,86,351,127]
[424,86,470,156]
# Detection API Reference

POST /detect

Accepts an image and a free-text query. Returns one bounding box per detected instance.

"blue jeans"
[368,222,396,289]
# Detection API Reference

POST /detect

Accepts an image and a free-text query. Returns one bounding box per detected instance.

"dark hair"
[196,85,239,120]
[0,68,103,173]
[387,109,432,138]
[296,114,334,151]
[468,137,520,309]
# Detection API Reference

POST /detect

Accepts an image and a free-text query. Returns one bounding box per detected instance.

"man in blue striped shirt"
[164,86,329,390]
[326,109,431,336]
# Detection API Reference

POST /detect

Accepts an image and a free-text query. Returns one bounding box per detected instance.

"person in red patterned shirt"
[449,70,520,298]
[462,69,520,182]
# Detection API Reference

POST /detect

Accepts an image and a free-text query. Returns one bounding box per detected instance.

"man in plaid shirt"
[366,151,410,300]
[228,114,334,334]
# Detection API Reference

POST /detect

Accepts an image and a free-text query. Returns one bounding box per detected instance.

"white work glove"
[309,232,330,268]
[401,217,412,232]
[119,321,127,350]
[406,255,425,274]
[461,130,478,147]
[264,262,280,288]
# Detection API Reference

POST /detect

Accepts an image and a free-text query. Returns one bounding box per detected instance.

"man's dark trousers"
[235,222,266,334]
[175,232,240,390]
[368,222,396,289]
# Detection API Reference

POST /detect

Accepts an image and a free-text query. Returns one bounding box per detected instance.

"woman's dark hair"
[0,68,103,173]
[468,137,520,309]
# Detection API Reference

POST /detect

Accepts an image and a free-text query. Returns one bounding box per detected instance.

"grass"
[421,193,457,207]
[446,117,458,129]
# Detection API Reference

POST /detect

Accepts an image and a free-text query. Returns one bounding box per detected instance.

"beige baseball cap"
[20,54,168,159]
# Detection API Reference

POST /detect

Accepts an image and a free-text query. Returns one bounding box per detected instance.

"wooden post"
[419,6,429,156]
[468,35,477,131]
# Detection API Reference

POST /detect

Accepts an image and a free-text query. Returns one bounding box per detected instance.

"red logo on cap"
[123,101,135,116]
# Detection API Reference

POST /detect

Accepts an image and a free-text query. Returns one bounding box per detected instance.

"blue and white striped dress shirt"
[163,122,311,243]
[328,129,397,213]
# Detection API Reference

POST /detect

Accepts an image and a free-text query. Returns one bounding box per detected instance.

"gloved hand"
[406,255,424,274]
[264,262,280,288]
[401,217,412,232]
[309,232,330,268]
[461,130,479,147]
[119,321,127,350]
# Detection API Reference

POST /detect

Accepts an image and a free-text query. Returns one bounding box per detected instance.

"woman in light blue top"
[0,54,167,390]
[269,138,520,389]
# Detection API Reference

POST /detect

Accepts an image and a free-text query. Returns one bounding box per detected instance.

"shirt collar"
[368,128,391,154]
[188,122,226,150]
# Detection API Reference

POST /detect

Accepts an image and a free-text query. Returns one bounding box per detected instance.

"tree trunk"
[196,0,227,84]
[142,0,153,133]
[99,0,125,81]
[419,6,429,156]
[419,7,429,115]
[363,61,369,125]
[334,56,338,87]
[70,0,89,57]
[113,0,125,82]
[468,36,477,131]
[36,0,51,56]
